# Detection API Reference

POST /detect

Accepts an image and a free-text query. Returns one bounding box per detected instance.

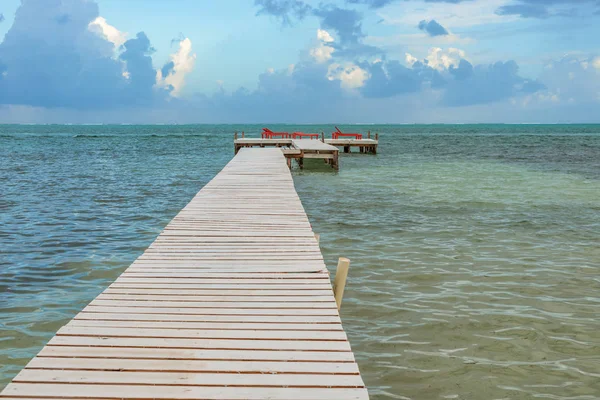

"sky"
[0,0,599,123]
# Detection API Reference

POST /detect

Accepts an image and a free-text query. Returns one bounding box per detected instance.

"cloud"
[448,59,473,80]
[418,19,449,36]
[496,3,550,18]
[253,0,544,108]
[310,29,335,63]
[0,0,195,109]
[156,38,197,97]
[0,0,126,108]
[348,0,598,18]
[537,54,600,105]
[423,47,465,70]
[346,0,396,8]
[89,16,127,48]
[327,62,369,89]
[442,60,546,106]
[358,60,429,97]
[254,1,382,57]
[117,32,160,105]
[317,29,334,43]
[379,0,520,28]
[314,5,383,57]
[254,0,312,25]
[495,0,598,18]
[312,5,364,46]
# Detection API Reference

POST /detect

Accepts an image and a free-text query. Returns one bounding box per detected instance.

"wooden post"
[314,233,320,244]
[333,257,350,310]
[332,151,339,170]
[286,157,292,169]
[234,132,238,140]
[368,131,371,139]
[344,145,350,154]
[375,133,379,141]
[321,132,325,142]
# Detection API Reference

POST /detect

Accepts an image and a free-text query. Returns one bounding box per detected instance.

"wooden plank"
[56,326,348,341]
[14,370,365,387]
[48,336,352,351]
[113,277,330,284]
[87,300,337,309]
[68,320,344,331]
[37,346,356,362]
[82,306,341,316]
[1,384,370,399]
[26,357,360,374]
[107,284,334,290]
[101,289,334,296]
[96,294,336,302]
[74,312,342,323]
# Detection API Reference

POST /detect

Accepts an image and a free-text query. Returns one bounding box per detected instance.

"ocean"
[1,124,599,399]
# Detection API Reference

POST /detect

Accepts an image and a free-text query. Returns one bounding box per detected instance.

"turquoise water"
[1,124,599,399]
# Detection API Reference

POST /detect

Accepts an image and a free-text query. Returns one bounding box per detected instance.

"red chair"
[332,126,362,140]
[292,132,320,140]
[262,128,291,139]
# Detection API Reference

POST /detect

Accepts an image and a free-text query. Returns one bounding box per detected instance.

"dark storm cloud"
[0,0,169,109]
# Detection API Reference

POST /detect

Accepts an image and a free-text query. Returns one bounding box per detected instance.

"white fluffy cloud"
[317,29,334,43]
[327,63,369,90]
[405,47,467,71]
[156,38,196,97]
[310,29,335,63]
[88,17,127,48]
[405,53,418,67]
[426,47,466,71]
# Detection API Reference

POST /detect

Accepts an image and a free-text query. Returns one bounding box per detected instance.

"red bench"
[262,128,291,139]
[332,126,362,140]
[292,132,320,139]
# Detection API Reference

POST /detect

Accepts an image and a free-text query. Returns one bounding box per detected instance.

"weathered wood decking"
[325,139,378,154]
[0,148,368,400]
[234,139,341,170]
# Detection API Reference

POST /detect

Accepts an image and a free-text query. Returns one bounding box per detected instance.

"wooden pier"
[325,139,378,155]
[234,138,341,170]
[0,148,368,400]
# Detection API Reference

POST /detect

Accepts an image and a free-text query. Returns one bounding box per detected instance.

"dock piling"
[333,257,350,310]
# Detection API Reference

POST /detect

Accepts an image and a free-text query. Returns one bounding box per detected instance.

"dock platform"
[325,139,378,154]
[0,148,368,400]
[235,138,341,169]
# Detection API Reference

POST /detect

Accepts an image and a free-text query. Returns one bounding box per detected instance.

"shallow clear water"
[1,124,599,399]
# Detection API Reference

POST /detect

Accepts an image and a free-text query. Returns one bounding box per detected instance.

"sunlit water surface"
[1,124,599,399]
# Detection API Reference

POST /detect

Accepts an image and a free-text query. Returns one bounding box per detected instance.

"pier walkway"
[234,139,340,169]
[0,148,368,399]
